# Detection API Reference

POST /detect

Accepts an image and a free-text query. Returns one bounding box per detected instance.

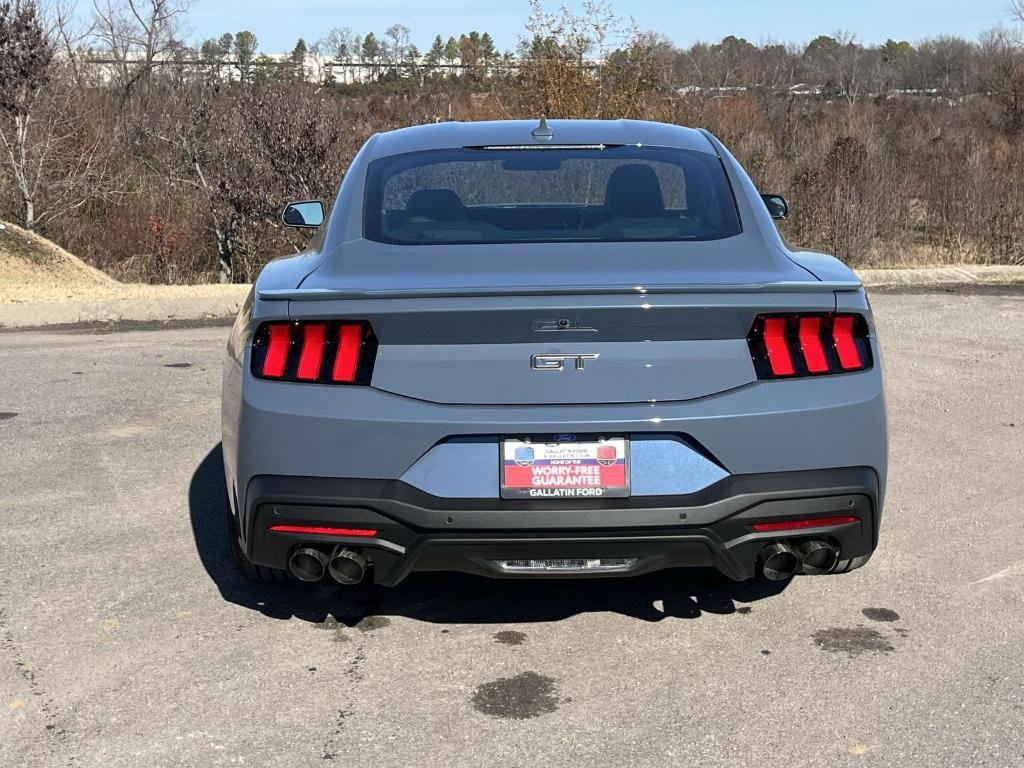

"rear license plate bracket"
[500,436,629,500]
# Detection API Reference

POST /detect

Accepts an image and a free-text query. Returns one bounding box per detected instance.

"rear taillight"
[251,321,377,384]
[747,314,872,379]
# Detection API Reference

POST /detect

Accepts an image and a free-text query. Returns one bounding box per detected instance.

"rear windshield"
[363,145,741,245]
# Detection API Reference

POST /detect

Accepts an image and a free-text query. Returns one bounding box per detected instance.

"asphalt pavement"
[1,290,1022,767]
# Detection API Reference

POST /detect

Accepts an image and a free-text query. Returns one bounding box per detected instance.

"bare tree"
[138,82,246,282]
[977,26,1024,133]
[0,1,121,230]
[319,26,354,83]
[0,0,53,229]
[518,0,657,119]
[385,24,411,77]
[321,26,354,63]
[804,31,870,109]
[915,35,974,96]
[90,0,191,103]
[53,0,95,88]
[139,81,346,282]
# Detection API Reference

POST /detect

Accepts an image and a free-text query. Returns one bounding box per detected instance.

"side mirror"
[760,194,789,220]
[282,200,325,229]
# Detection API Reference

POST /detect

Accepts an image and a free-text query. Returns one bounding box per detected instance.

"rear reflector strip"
[251,320,376,385]
[262,324,291,378]
[748,313,872,379]
[752,516,860,532]
[268,525,379,537]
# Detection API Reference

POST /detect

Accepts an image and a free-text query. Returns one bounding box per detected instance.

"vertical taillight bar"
[798,316,829,373]
[762,317,794,376]
[296,324,326,380]
[831,315,863,370]
[262,324,291,378]
[332,324,363,383]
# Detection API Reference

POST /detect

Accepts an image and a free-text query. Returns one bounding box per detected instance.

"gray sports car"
[221,118,887,587]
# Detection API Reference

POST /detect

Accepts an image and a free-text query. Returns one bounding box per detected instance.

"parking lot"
[1,289,1022,767]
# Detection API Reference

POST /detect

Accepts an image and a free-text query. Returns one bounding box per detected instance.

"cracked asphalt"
[1,290,1022,767]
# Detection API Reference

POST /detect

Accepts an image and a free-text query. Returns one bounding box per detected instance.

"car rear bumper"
[242,467,879,584]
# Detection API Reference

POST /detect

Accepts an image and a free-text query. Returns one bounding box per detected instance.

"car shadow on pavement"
[191,444,790,626]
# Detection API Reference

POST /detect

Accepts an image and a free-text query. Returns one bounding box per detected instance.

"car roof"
[368,119,717,159]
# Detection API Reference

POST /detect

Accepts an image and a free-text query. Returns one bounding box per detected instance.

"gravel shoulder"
[0,284,251,329]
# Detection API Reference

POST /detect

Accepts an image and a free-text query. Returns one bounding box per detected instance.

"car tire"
[226,494,291,583]
[830,553,872,574]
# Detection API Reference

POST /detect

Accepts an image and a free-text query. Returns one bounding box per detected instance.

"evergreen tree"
[289,38,308,81]
[443,35,458,65]
[426,34,445,65]
[362,32,380,63]
[479,32,496,61]
[234,30,258,83]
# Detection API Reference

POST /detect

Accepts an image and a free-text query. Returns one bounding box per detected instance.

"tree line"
[2,0,1024,283]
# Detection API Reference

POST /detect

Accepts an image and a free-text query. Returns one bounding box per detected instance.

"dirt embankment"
[0,221,249,327]
[0,221,120,299]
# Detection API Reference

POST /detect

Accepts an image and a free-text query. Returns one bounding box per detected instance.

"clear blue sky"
[184,0,1017,52]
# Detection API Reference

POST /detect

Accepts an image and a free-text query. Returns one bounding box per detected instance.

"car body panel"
[371,338,756,404]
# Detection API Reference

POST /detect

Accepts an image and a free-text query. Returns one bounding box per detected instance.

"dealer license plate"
[500,437,629,499]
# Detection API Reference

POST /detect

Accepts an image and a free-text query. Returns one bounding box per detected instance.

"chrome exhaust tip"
[760,542,799,581]
[288,547,329,582]
[797,540,839,575]
[328,548,368,585]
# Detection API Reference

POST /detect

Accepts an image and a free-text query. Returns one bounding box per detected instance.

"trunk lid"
[277,239,850,406]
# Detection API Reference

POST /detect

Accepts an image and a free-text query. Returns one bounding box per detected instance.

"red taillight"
[763,317,794,376]
[262,323,291,378]
[798,316,829,373]
[831,315,863,370]
[332,323,363,383]
[296,324,326,380]
[752,516,859,532]
[268,525,379,537]
[748,314,871,379]
[252,321,376,385]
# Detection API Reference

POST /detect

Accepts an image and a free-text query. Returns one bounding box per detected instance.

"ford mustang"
[221,118,887,587]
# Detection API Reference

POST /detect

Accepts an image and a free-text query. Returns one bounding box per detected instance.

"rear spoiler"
[257,281,864,301]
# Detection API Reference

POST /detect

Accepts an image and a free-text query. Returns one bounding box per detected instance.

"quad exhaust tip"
[288,547,329,582]
[760,542,799,581]
[328,547,368,585]
[796,540,839,576]
[760,539,840,580]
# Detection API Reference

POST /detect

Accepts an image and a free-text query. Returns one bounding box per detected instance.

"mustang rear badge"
[532,319,597,332]
[530,353,600,372]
